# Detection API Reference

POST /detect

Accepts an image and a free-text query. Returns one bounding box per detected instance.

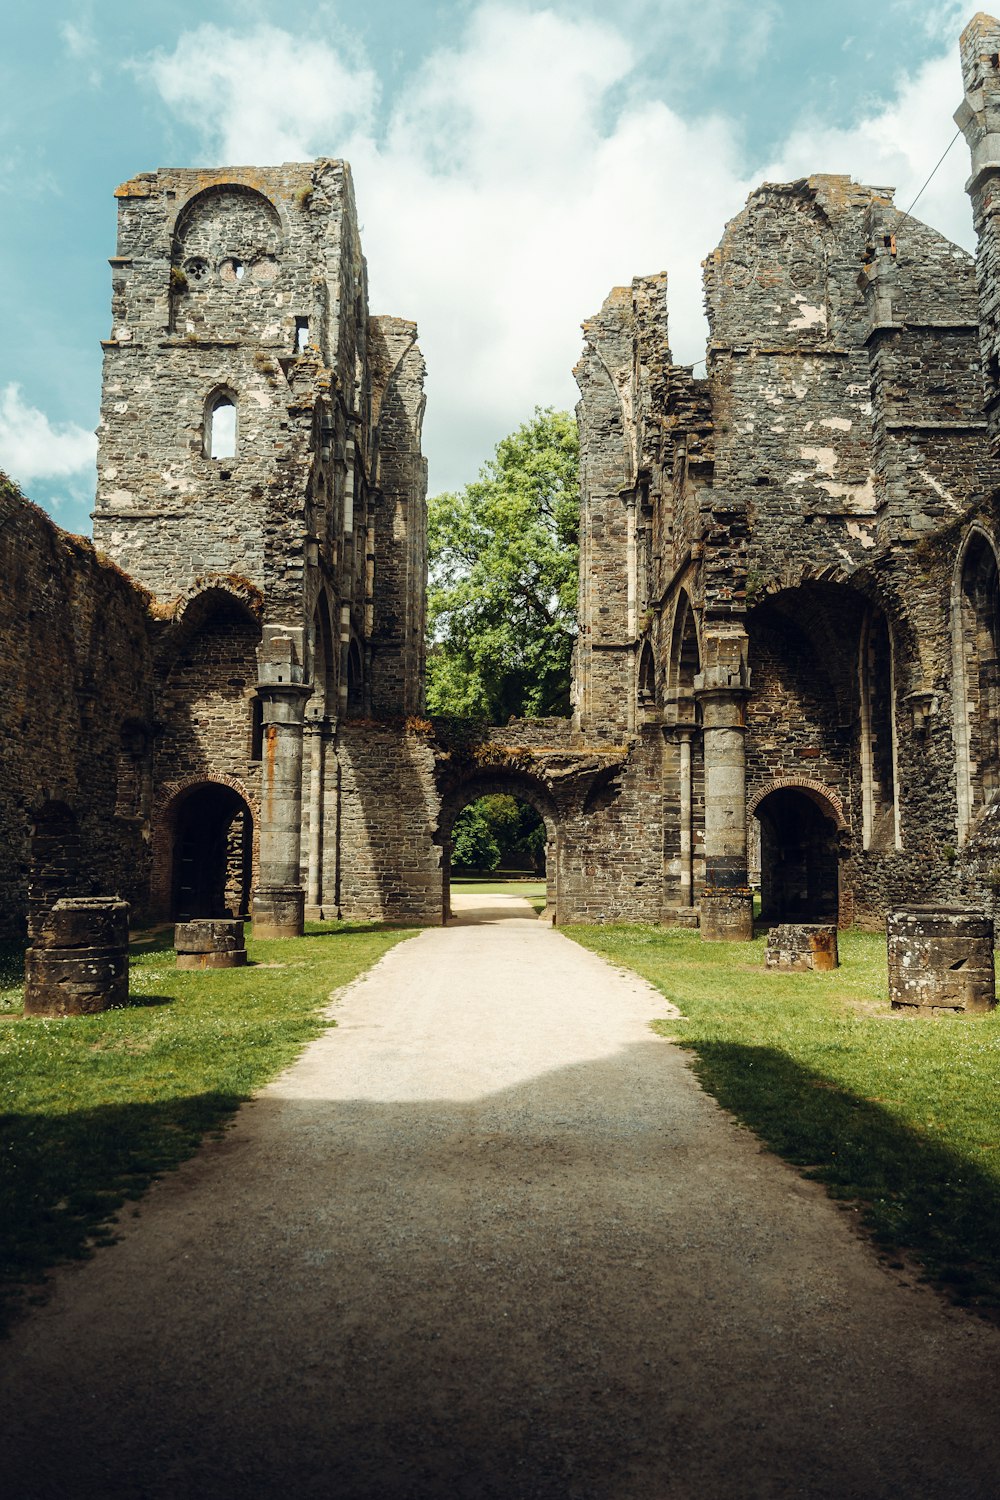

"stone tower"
[93,160,428,935]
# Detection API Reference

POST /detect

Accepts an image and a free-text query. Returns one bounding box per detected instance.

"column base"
[700,887,754,942]
[252,885,305,939]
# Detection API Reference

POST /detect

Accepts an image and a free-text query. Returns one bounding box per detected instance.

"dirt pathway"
[2,895,998,1498]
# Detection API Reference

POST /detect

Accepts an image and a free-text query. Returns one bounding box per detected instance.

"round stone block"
[35,897,130,952]
[886,905,996,1014]
[174,917,247,970]
[174,919,246,955]
[176,950,249,971]
[24,946,129,1017]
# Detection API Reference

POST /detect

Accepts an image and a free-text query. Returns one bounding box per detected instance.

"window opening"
[296,317,310,352]
[207,396,237,460]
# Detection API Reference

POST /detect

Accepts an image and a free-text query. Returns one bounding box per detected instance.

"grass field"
[567,924,1000,1318]
[0,922,414,1333]
[451,878,547,913]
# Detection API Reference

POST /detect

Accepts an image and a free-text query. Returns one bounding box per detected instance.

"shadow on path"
[2,1039,999,1499]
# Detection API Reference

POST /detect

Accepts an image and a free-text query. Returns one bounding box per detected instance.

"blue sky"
[0,0,978,533]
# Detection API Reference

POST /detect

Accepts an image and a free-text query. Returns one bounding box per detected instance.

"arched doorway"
[754,786,841,924]
[438,773,559,924]
[171,783,253,921]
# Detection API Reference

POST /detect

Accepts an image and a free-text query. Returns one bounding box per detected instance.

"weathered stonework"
[24,898,130,1016]
[175,918,247,970]
[886,906,995,1013]
[8,19,1000,943]
[765,924,839,973]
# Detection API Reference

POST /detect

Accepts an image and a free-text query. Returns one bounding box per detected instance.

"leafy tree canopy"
[425,407,579,723]
[451,795,546,874]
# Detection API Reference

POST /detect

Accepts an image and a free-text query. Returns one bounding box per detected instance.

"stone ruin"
[6,18,1000,953]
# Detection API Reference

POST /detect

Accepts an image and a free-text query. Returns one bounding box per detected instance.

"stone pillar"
[24,897,130,1016]
[956,13,1000,443]
[674,723,698,912]
[252,631,312,939]
[766,924,839,973]
[695,630,752,941]
[175,918,247,970]
[887,906,996,1014]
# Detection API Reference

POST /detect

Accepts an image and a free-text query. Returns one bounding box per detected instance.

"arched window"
[205,394,237,460]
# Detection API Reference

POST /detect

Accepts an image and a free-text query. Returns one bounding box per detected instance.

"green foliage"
[426,407,579,723]
[0,923,414,1331]
[452,801,501,871]
[567,924,1000,1318]
[451,795,546,873]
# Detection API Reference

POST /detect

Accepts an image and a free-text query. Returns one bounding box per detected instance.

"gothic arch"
[637,638,656,709]
[666,590,700,721]
[859,606,899,850]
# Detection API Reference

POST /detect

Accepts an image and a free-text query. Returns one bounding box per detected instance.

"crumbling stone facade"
[0,160,438,940]
[553,10,1000,934]
[8,16,1000,940]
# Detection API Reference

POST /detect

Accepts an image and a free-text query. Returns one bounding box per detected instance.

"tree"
[425,408,579,723]
[451,801,501,872]
[451,795,547,875]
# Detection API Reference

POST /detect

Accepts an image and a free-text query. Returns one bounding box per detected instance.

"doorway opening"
[754,786,840,924]
[439,777,558,924]
[171,783,253,920]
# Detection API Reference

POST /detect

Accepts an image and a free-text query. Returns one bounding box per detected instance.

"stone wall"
[0,477,154,938]
[335,721,441,923]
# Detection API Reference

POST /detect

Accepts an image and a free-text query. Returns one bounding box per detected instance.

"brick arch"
[749,777,847,830]
[150,774,259,918]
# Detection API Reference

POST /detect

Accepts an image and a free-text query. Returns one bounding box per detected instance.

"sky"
[0,0,982,534]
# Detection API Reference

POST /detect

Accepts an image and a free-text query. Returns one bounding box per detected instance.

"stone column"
[674,723,698,911]
[695,631,752,941]
[252,632,312,939]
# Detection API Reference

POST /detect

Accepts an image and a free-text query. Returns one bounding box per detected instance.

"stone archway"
[437,771,560,925]
[750,781,845,925]
[151,775,258,921]
[170,783,254,921]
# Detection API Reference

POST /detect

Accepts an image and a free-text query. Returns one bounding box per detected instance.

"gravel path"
[2,894,999,1499]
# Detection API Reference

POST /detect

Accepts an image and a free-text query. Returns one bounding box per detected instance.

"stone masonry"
[8,18,1000,938]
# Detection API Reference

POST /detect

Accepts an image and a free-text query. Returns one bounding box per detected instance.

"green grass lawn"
[451,878,547,913]
[0,922,414,1333]
[567,924,1000,1318]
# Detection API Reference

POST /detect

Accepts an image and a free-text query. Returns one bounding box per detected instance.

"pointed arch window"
[205,393,237,460]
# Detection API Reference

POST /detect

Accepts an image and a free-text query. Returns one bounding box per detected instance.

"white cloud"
[0,384,97,491]
[139,6,979,492]
[140,23,379,165]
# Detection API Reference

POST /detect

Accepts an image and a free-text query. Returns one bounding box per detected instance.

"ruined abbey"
[6,15,1000,943]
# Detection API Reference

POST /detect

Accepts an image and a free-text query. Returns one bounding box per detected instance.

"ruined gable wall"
[0,479,155,938]
[368,317,429,717]
[573,288,640,736]
[93,161,361,623]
